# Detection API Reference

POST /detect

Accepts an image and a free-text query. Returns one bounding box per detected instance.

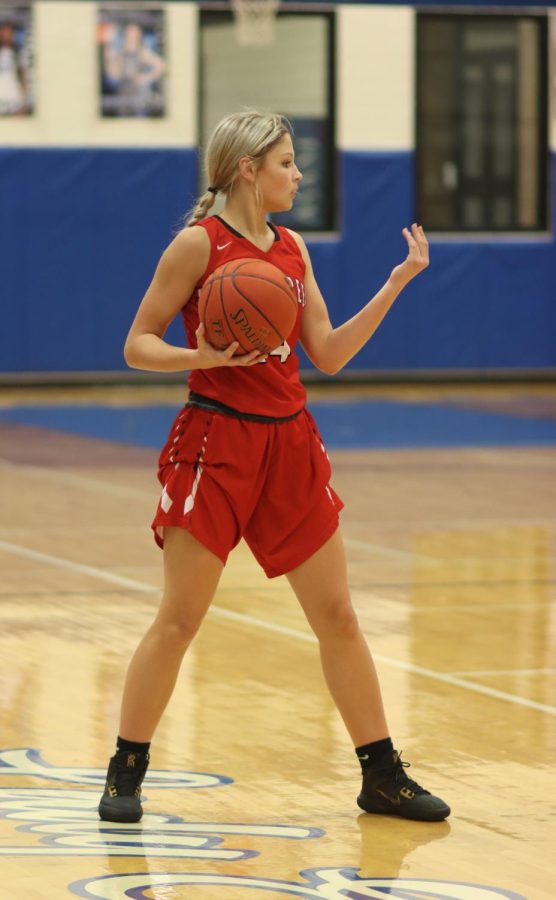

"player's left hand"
[389,224,429,288]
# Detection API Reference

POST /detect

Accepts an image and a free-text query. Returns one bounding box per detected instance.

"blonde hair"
[185,110,293,227]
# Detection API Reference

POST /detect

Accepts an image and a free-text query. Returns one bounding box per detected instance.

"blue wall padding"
[1,147,554,374]
[0,148,196,372]
[307,150,556,371]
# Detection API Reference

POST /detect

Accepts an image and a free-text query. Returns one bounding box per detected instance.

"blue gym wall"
[1,1,555,377]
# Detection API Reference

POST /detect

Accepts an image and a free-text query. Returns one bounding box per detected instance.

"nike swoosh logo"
[376,788,400,807]
[217,242,232,251]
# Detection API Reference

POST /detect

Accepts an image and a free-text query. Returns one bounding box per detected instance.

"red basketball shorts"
[151,405,344,578]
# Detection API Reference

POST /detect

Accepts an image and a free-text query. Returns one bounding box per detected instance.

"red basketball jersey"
[182,215,307,418]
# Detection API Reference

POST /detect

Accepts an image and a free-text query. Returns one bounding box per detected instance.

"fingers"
[221,340,240,358]
[199,334,267,368]
[416,223,429,263]
[223,342,264,362]
[413,223,428,252]
[402,222,427,236]
[230,349,267,367]
[219,342,266,366]
[402,223,429,264]
[402,226,415,247]
[402,223,424,243]
[195,322,208,347]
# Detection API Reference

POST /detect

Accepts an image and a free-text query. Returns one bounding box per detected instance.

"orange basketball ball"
[198,258,298,356]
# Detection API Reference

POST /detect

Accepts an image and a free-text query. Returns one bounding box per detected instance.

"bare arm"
[124,226,262,372]
[294,224,429,376]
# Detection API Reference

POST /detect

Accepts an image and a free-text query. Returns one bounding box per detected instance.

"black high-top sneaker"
[357,750,450,822]
[98,750,150,823]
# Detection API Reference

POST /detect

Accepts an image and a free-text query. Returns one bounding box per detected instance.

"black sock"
[355,737,393,771]
[116,736,151,756]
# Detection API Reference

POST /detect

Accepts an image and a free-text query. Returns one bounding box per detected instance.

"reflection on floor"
[0,383,554,899]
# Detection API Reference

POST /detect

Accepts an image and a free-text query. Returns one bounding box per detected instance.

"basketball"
[198,258,298,356]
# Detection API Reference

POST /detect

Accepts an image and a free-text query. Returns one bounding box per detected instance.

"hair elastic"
[207,186,218,194]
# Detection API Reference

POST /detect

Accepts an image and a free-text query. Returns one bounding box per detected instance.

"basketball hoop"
[231,0,279,46]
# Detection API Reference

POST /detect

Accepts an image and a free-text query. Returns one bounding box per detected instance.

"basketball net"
[231,0,279,46]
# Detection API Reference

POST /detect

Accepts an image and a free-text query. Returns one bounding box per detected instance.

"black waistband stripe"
[186,392,303,424]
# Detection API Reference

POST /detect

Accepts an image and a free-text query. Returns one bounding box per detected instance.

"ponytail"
[185,189,217,228]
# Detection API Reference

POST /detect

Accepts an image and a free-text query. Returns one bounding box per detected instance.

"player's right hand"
[194,323,267,368]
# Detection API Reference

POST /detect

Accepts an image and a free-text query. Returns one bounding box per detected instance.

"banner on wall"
[273,117,332,231]
[97,6,166,118]
[0,5,33,116]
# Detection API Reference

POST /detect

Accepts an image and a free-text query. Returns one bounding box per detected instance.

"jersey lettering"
[285,276,305,307]
[258,341,291,365]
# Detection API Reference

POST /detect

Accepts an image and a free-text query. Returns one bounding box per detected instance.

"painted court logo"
[68,872,528,900]
[0,749,526,900]
[0,748,320,860]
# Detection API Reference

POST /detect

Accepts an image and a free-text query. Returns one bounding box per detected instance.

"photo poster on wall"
[97,6,166,118]
[551,11,556,152]
[0,5,33,117]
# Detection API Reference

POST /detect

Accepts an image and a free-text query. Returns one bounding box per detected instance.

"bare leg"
[118,528,224,742]
[287,529,389,747]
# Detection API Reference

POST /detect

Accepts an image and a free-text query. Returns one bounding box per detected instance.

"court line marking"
[1,537,555,718]
[0,459,437,564]
[0,539,158,593]
[19,460,544,567]
[0,458,156,501]
[342,537,440,565]
[3,456,555,528]
[451,668,556,677]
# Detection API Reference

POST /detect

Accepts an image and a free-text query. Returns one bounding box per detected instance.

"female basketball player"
[98,111,450,824]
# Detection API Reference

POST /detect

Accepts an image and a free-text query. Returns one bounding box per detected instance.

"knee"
[152,609,204,651]
[313,597,360,642]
